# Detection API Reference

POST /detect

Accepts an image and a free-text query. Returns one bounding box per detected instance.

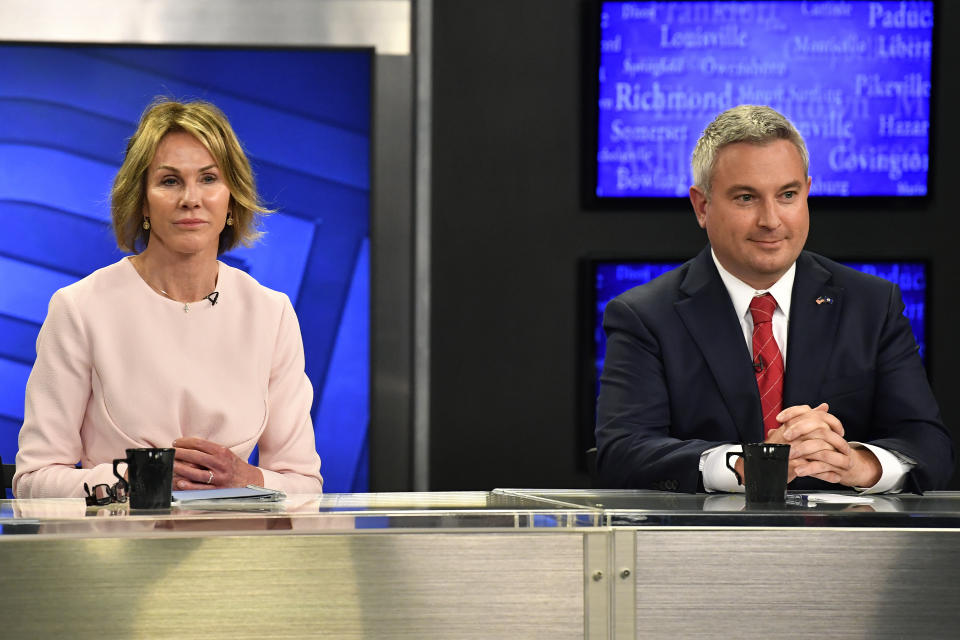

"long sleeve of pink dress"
[14,257,323,497]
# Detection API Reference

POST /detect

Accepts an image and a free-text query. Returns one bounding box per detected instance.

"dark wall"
[430,0,960,490]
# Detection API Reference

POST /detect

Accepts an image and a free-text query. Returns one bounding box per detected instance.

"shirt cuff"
[850,442,915,494]
[700,444,744,493]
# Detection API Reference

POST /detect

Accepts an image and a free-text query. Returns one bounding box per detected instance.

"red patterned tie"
[749,294,784,439]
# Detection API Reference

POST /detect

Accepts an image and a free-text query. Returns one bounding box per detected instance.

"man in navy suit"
[596,105,954,493]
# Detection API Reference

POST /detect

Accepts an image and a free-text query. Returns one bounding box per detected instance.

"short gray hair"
[691,105,808,198]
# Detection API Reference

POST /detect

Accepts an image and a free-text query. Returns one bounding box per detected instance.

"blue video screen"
[0,44,370,494]
[592,259,928,398]
[596,1,934,197]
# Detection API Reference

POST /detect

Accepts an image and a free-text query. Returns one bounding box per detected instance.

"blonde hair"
[111,98,270,254]
[692,105,809,198]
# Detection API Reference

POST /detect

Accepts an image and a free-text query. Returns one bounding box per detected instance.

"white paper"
[172,485,285,503]
[802,493,874,505]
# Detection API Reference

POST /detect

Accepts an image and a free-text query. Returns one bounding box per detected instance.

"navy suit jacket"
[595,246,955,493]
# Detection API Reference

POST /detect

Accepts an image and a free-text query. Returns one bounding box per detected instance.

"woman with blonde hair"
[14,98,323,498]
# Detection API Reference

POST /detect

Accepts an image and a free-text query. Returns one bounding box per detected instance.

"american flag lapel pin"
[815,295,833,305]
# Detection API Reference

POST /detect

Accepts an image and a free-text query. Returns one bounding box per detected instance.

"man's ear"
[689,186,708,229]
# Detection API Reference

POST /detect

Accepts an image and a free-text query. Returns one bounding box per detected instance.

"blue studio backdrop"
[0,44,371,493]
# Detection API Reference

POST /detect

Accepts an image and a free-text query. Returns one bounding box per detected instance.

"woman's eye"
[161,177,178,186]
[202,174,217,183]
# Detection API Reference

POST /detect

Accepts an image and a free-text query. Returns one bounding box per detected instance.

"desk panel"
[631,528,960,639]
[3,531,587,639]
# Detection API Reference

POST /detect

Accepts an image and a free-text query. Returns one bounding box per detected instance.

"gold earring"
[226,212,234,226]
[142,218,151,230]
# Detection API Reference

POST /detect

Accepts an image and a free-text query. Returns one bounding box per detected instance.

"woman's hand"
[172,437,264,490]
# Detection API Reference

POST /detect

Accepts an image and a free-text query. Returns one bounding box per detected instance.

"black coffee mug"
[113,448,175,509]
[726,443,790,505]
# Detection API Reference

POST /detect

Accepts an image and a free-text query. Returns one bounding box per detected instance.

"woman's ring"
[207,471,214,485]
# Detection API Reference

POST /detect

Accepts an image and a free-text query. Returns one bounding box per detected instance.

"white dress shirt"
[699,251,912,494]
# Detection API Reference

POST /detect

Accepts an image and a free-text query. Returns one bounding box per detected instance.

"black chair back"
[585,447,598,488]
[1,454,15,497]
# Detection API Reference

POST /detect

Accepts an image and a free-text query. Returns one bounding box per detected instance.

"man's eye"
[736,194,753,202]
[782,191,796,199]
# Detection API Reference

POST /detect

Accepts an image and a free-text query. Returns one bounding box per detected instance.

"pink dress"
[14,257,323,497]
